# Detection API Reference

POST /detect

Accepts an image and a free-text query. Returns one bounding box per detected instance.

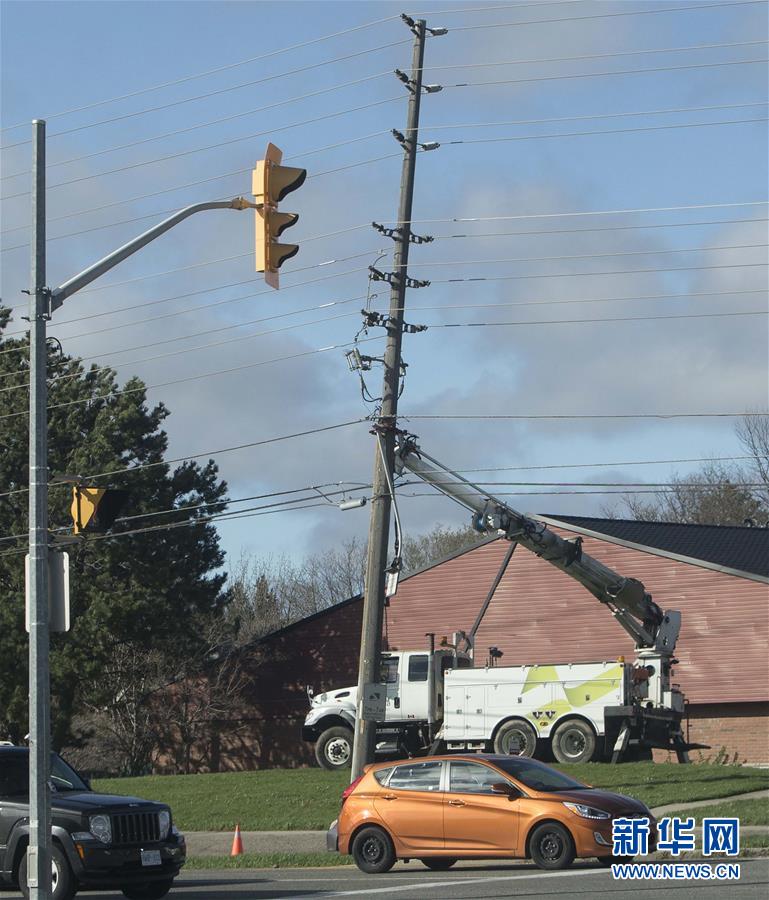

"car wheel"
[351,826,396,874]
[551,719,596,764]
[315,726,353,770]
[529,822,576,871]
[493,719,537,757]
[420,858,457,870]
[18,844,77,900]
[596,854,634,867]
[121,879,175,900]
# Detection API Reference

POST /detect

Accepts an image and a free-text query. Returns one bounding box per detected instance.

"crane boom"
[395,434,679,653]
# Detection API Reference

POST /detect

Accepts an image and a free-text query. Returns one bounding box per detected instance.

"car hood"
[51,792,166,813]
[543,789,650,816]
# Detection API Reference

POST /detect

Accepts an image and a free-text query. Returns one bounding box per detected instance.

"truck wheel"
[315,726,353,770]
[551,719,596,764]
[121,881,174,900]
[18,844,76,900]
[493,719,537,757]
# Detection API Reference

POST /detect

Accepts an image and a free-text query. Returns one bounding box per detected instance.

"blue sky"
[1,0,767,571]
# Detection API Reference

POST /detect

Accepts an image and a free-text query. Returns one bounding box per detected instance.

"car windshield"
[491,757,588,792]
[0,753,89,797]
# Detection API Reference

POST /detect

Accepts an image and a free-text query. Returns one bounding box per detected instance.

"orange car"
[327,754,656,873]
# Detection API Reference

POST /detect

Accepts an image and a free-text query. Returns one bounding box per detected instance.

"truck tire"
[551,719,596,764]
[493,719,537,757]
[315,726,353,770]
[18,844,76,900]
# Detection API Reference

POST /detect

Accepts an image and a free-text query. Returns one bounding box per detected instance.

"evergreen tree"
[0,308,229,749]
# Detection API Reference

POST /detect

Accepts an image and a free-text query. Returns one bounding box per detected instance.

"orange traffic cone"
[230,823,243,857]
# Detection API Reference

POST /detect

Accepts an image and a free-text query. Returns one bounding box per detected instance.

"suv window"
[407,654,428,682]
[388,761,442,792]
[0,752,88,797]
[380,657,399,684]
[449,761,507,795]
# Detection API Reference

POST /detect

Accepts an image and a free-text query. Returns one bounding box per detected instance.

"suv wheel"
[529,822,575,870]
[315,726,353,770]
[18,845,76,900]
[351,826,396,874]
[121,879,175,900]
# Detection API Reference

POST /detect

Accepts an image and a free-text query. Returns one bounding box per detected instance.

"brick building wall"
[652,702,769,765]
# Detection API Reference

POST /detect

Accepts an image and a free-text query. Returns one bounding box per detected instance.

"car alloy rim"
[563,729,586,757]
[327,738,351,763]
[362,836,384,863]
[540,832,563,861]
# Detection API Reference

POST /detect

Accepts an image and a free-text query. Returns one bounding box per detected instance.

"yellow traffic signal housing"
[70,486,128,534]
[253,143,306,289]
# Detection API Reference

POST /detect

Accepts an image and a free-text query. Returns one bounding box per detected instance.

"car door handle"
[448,799,465,806]
[382,794,397,801]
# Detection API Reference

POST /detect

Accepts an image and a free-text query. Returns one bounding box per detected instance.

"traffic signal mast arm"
[50,198,256,310]
[394,435,676,654]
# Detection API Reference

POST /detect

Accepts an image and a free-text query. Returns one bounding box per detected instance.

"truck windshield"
[492,758,587,792]
[0,753,89,797]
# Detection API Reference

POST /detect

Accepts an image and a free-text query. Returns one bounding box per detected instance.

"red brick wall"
[652,702,769,764]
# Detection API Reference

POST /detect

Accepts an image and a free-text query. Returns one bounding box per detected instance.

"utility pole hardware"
[350,14,444,780]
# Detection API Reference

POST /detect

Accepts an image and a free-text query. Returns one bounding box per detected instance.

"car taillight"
[341,775,364,806]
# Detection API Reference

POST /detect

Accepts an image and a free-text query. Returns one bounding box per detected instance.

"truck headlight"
[89,814,112,844]
[563,802,610,820]
[158,810,171,839]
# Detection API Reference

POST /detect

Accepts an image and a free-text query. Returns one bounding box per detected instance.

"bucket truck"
[302,435,703,769]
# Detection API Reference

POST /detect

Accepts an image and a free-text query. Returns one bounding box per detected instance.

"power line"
[0,15,403,133]
[395,412,769,421]
[431,260,767,285]
[1,97,403,200]
[452,456,755,474]
[0,419,369,500]
[422,39,769,72]
[439,116,768,147]
[424,309,765,329]
[0,336,385,422]
[400,242,769,268]
[450,2,765,32]
[1,73,394,178]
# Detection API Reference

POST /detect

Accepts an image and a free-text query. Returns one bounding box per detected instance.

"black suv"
[0,746,185,900]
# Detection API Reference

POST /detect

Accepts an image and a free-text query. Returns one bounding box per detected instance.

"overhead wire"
[0,419,370,500]
[0,14,405,133]
[449,1,765,32]
[394,412,769,421]
[0,96,404,200]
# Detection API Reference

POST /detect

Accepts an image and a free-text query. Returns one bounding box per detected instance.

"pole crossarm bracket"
[368,266,430,289]
[360,308,427,333]
[371,221,433,244]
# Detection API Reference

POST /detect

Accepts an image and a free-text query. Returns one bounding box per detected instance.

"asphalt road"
[2,858,768,900]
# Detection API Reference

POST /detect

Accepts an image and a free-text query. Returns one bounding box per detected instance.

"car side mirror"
[491,782,520,801]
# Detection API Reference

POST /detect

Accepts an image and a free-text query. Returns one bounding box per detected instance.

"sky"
[1,0,767,575]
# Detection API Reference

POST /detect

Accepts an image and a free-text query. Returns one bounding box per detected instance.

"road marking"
[290,866,612,898]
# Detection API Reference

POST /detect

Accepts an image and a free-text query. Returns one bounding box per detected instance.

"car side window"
[387,761,443,792]
[373,767,393,785]
[449,761,508,795]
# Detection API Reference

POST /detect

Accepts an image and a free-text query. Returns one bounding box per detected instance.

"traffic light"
[70,486,128,534]
[253,142,306,289]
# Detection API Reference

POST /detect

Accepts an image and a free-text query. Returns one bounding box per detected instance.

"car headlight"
[563,802,611,820]
[89,814,112,844]
[158,810,171,839]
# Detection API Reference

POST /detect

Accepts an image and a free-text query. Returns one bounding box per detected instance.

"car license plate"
[141,850,161,867]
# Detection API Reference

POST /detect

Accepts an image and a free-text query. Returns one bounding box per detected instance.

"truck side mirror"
[491,782,520,801]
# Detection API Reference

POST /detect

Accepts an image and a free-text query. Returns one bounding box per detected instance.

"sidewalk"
[183,790,768,857]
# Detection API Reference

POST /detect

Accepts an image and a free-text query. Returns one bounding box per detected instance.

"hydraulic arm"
[394,434,680,655]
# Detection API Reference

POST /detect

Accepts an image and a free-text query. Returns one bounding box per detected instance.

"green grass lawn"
[187,853,352,869]
[92,764,769,833]
[663,798,769,826]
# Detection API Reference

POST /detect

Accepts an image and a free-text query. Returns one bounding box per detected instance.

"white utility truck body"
[302,435,699,769]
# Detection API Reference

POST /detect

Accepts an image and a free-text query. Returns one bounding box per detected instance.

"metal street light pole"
[28,118,51,900]
[24,121,257,896]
